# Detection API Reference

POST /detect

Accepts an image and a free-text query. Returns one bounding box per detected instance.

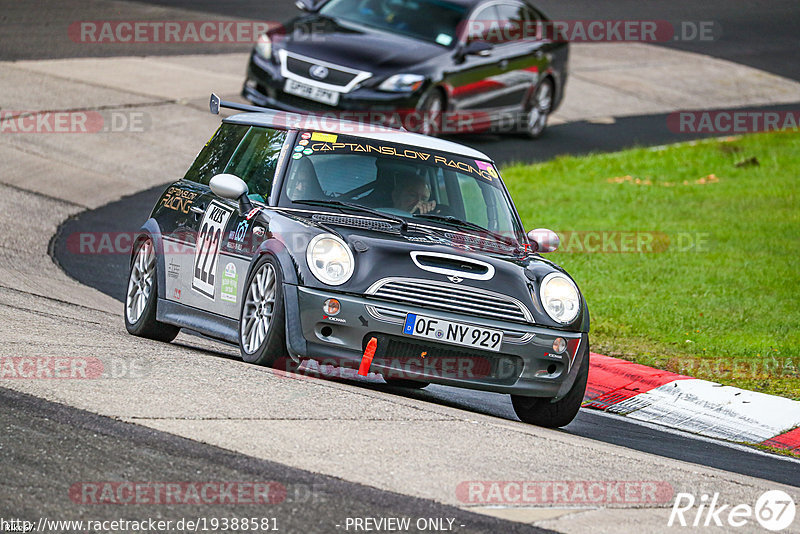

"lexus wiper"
[294,199,407,230]
[413,213,515,245]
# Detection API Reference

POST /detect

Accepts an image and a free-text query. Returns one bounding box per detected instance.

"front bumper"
[284,284,588,398]
[244,52,421,115]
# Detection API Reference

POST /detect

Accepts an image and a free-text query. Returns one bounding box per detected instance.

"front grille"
[368,334,523,385]
[286,56,359,87]
[366,278,532,323]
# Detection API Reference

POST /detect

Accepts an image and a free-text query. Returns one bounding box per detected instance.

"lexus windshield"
[319,0,465,47]
[281,132,524,243]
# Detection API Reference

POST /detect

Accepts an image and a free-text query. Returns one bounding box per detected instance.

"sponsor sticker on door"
[221,262,238,303]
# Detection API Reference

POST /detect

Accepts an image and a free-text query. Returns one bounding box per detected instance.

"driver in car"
[392,174,437,214]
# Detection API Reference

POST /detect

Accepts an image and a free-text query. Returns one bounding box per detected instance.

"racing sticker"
[221,262,238,303]
[192,201,234,299]
[310,132,338,143]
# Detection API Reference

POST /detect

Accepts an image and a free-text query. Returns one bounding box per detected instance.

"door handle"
[189,205,205,215]
[499,59,509,70]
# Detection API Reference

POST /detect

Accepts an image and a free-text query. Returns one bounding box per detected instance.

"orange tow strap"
[358,337,378,376]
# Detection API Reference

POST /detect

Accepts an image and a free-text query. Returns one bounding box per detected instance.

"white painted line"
[608,379,800,443]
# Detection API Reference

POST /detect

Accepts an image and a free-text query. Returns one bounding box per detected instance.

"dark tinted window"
[320,0,465,47]
[183,123,248,185]
[224,127,287,204]
[493,3,527,43]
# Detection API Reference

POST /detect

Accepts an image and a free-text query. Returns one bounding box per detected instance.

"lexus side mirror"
[295,0,319,12]
[209,173,253,215]
[463,40,493,57]
[526,228,559,253]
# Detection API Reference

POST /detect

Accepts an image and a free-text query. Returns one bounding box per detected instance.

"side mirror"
[463,40,493,57]
[527,228,559,253]
[209,173,253,215]
[295,0,319,12]
[210,174,248,199]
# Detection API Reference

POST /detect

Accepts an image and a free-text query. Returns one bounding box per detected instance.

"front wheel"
[239,255,288,366]
[520,79,553,139]
[124,237,179,342]
[416,89,444,137]
[511,347,589,428]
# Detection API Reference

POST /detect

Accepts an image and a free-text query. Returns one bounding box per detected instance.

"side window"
[183,124,248,185]
[466,5,498,44]
[493,3,526,44]
[224,127,288,204]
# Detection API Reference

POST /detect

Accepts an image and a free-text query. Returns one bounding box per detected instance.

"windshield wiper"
[294,199,407,230]
[413,214,515,245]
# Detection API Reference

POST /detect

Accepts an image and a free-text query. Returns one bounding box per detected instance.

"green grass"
[502,131,800,399]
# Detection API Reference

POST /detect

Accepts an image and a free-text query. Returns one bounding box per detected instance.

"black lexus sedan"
[243,0,568,137]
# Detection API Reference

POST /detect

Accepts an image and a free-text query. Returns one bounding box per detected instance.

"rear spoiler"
[208,92,408,132]
[209,93,272,115]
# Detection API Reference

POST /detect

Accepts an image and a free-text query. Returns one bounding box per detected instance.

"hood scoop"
[311,213,396,232]
[410,251,495,280]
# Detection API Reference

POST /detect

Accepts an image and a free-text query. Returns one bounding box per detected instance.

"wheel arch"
[134,219,166,300]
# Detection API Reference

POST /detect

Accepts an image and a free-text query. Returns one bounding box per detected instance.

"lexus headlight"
[540,272,580,324]
[254,34,272,59]
[379,74,425,92]
[306,234,354,286]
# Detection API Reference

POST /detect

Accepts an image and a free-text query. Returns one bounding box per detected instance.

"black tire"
[384,378,430,389]
[124,237,180,342]
[238,255,288,366]
[416,89,445,137]
[511,346,589,428]
[519,78,554,139]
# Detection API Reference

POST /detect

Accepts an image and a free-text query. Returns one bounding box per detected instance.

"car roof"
[223,111,493,162]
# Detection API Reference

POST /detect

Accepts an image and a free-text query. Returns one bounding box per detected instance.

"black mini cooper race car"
[125,94,589,427]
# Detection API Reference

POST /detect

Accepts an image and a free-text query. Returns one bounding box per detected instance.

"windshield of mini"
[281,132,523,242]
[319,0,465,47]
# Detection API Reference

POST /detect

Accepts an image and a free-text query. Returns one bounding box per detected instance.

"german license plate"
[284,79,340,106]
[403,313,503,352]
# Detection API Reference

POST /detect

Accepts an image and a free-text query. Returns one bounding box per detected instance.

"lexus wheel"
[521,79,553,139]
[417,89,444,137]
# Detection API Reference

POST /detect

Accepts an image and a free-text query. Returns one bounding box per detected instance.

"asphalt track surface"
[0,386,553,534]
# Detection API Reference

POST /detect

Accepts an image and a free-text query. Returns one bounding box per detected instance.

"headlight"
[306,234,354,286]
[378,74,425,92]
[540,272,580,324]
[254,34,272,59]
